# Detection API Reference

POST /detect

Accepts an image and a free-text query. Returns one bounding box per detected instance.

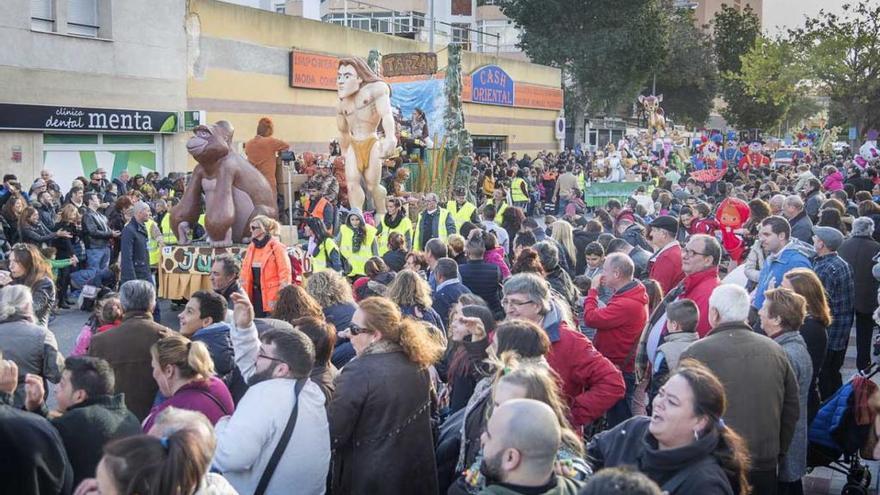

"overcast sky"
[762,0,850,36]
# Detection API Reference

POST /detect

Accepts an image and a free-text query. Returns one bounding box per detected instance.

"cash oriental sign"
[0,103,179,134]
[287,50,563,110]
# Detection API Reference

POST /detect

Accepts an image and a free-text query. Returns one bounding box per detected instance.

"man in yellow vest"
[446,187,478,232]
[157,199,177,246]
[510,170,529,211]
[338,209,378,278]
[413,192,456,251]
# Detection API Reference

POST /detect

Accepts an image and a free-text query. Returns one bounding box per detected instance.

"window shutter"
[31,0,53,20]
[68,0,98,27]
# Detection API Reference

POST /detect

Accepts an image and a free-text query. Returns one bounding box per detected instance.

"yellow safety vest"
[511,178,528,202]
[145,218,160,267]
[159,213,177,246]
[446,200,477,231]
[377,216,413,255]
[339,224,376,277]
[312,237,340,273]
[493,202,509,224]
[413,208,451,251]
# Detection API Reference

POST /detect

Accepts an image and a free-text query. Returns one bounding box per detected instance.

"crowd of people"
[2,142,880,495]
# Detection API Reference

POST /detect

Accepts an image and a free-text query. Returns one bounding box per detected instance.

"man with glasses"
[413,192,456,251]
[214,292,330,495]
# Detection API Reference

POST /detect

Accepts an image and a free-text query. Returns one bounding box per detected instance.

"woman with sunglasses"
[328,297,444,495]
[239,215,291,318]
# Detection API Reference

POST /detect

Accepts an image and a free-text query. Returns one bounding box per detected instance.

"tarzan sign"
[381,53,438,77]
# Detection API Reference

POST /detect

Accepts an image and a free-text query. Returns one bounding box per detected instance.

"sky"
[762,0,850,36]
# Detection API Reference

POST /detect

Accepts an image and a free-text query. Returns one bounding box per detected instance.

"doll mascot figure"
[722,131,742,164]
[692,136,722,170]
[716,197,750,264]
[738,140,770,173]
[856,129,879,169]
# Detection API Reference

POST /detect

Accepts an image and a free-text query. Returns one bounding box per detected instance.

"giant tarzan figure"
[336,57,397,219]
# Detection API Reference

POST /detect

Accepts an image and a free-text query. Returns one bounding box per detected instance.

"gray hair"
[503,273,552,314]
[149,407,216,451]
[0,285,33,322]
[605,252,634,280]
[853,217,875,237]
[132,201,151,215]
[783,195,804,211]
[769,194,786,208]
[533,241,560,271]
[708,284,750,324]
[119,280,156,312]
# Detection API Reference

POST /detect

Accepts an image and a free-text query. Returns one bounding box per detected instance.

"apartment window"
[452,23,471,50]
[31,0,55,32]
[68,0,99,37]
[275,2,286,13]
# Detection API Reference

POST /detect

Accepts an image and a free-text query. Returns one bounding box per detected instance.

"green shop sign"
[0,103,179,134]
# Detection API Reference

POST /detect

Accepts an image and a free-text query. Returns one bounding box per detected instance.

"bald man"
[478,399,584,494]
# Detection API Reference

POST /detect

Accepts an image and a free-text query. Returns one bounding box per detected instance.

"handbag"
[254,378,306,495]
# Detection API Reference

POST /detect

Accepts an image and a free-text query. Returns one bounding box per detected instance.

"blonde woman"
[240,215,291,317]
[329,297,444,494]
[386,269,445,332]
[550,220,577,276]
[306,270,358,367]
[143,334,234,433]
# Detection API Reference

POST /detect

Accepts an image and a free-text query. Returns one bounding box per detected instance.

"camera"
[279,151,296,162]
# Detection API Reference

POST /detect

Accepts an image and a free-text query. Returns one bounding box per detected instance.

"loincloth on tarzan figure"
[349,136,379,175]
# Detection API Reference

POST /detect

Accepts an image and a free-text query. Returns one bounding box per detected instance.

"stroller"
[807,362,879,495]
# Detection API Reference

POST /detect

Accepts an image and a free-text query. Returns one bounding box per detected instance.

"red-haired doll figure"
[716,197,750,264]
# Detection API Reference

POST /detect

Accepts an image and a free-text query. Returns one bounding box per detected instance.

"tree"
[713,5,786,130]
[790,1,880,140]
[653,9,718,128]
[498,0,668,115]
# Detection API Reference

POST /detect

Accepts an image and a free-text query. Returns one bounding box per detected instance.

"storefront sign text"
[0,103,178,133]
[470,65,514,106]
[289,50,339,90]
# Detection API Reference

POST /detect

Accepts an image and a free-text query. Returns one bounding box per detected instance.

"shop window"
[44,133,99,144]
[31,0,55,32]
[103,134,154,144]
[68,0,99,37]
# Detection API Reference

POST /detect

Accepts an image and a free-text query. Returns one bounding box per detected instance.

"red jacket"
[648,243,685,294]
[544,314,625,427]
[680,267,721,337]
[690,217,719,236]
[583,281,649,373]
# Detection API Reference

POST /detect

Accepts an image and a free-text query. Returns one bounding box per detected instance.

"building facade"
[0,0,188,186]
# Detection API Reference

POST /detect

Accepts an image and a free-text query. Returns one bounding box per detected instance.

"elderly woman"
[781,269,830,423]
[0,243,56,327]
[501,273,624,429]
[0,285,63,407]
[328,297,444,495]
[240,215,291,317]
[759,288,812,494]
[386,269,445,332]
[589,360,750,494]
[306,270,358,368]
[143,334,234,433]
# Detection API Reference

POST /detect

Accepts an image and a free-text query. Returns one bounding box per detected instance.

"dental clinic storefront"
[0,103,181,187]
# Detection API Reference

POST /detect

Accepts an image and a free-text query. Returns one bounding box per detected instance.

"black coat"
[329,345,438,495]
[588,416,735,494]
[52,221,80,259]
[459,259,504,319]
[46,393,141,486]
[0,392,73,495]
[382,248,407,272]
[573,230,600,275]
[799,316,828,423]
[838,235,880,314]
[19,221,57,246]
[120,219,150,284]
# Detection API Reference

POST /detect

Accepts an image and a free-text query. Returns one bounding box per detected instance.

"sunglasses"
[348,323,371,336]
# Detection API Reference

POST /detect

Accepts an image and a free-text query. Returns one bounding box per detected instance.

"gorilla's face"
[187,124,230,163]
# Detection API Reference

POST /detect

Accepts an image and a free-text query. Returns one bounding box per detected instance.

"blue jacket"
[120,219,150,284]
[432,279,472,329]
[809,381,852,450]
[192,322,234,379]
[753,241,814,310]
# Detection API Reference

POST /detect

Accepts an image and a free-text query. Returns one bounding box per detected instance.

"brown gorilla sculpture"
[171,121,277,246]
